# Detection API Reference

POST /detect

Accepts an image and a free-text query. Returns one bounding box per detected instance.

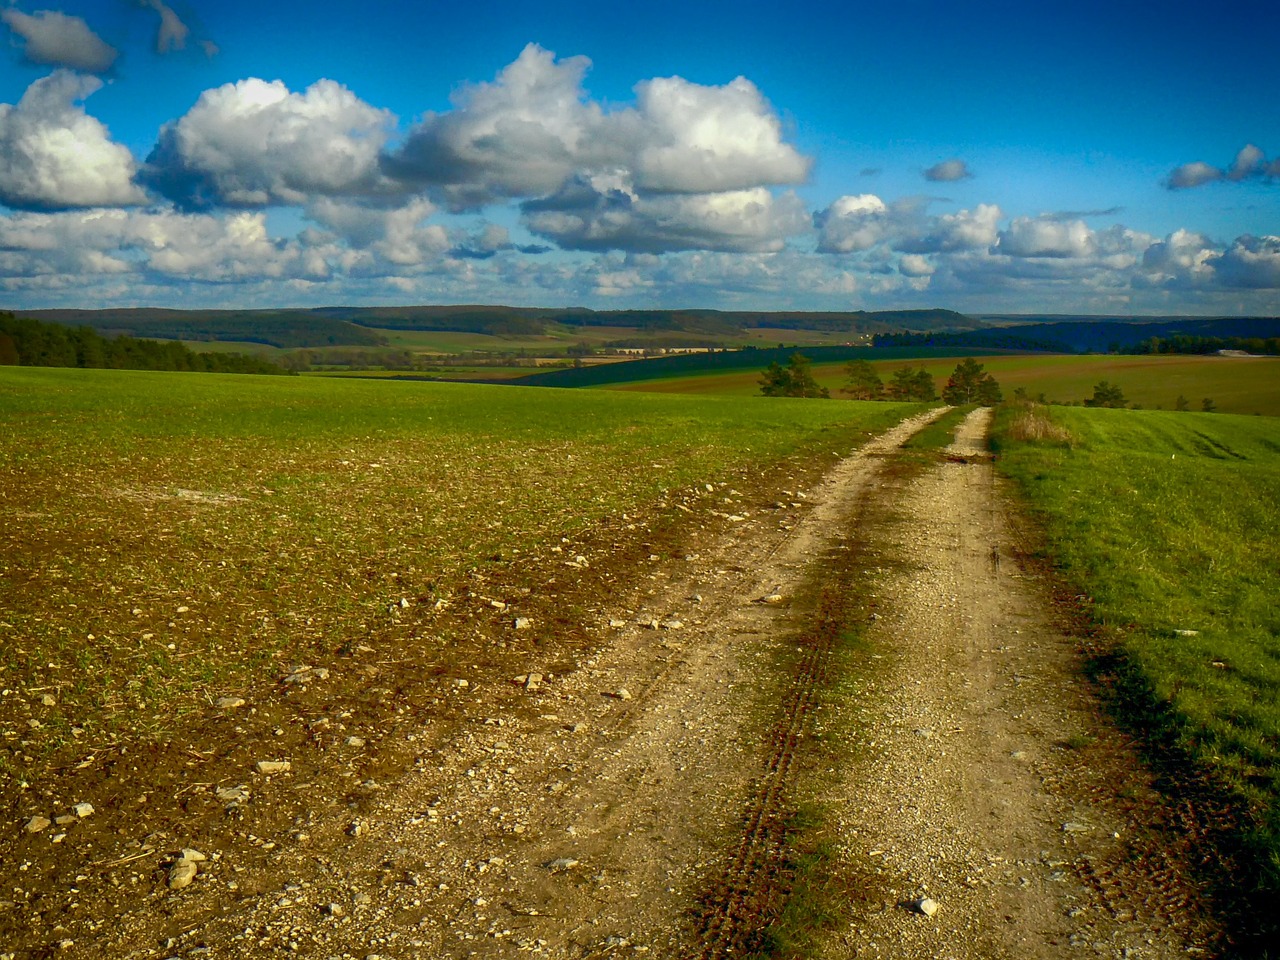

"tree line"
[1132,334,1279,356]
[760,354,1002,404]
[0,313,292,375]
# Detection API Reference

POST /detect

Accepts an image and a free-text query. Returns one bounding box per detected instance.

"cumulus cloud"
[384,44,810,209]
[383,45,614,207]
[924,159,972,182]
[1227,144,1266,181]
[814,194,889,253]
[817,197,1000,257]
[902,203,1002,253]
[305,197,447,267]
[1209,235,1280,289]
[898,253,934,277]
[523,175,809,253]
[998,216,1096,258]
[142,78,397,209]
[0,71,145,210]
[1166,144,1279,189]
[2,9,118,73]
[1166,160,1222,190]
[630,75,810,193]
[1140,228,1215,280]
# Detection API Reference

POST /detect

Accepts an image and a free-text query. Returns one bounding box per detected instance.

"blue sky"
[0,0,1277,314]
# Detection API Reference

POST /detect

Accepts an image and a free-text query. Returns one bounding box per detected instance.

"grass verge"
[991,401,1280,950]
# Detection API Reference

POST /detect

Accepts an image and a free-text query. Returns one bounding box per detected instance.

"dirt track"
[7,408,1222,958]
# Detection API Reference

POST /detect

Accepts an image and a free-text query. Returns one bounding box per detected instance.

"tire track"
[693,414,935,958]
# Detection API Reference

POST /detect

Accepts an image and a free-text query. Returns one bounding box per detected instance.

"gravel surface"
[10,407,1221,959]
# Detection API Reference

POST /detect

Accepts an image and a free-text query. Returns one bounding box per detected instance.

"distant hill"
[12,306,1276,359]
[887,316,1280,354]
[20,308,387,349]
[16,305,981,348]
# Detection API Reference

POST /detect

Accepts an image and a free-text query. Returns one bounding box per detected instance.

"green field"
[609,353,1280,416]
[992,404,1280,913]
[0,367,922,773]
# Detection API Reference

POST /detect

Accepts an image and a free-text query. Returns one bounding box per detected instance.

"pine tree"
[841,358,882,399]
[941,357,1002,405]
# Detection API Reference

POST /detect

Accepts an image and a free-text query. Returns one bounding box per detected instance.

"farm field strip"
[991,404,1280,939]
[0,366,921,787]
[609,353,1280,417]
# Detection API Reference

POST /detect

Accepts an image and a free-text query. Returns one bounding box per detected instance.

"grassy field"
[610,353,1280,417]
[0,367,922,778]
[991,404,1280,916]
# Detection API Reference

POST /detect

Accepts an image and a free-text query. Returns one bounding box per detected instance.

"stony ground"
[2,408,1224,959]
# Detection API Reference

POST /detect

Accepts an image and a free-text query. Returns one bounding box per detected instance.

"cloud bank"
[0,41,1275,312]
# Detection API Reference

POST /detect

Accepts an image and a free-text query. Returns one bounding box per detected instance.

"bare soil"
[1,408,1222,959]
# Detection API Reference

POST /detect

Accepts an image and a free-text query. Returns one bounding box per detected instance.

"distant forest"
[0,313,291,375]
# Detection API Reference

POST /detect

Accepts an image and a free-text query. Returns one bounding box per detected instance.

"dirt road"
[11,408,1221,958]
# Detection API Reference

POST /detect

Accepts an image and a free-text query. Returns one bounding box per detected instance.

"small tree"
[941,357,1003,405]
[841,358,882,400]
[913,368,937,401]
[888,365,937,401]
[1084,381,1126,408]
[1175,394,1190,412]
[1202,397,1217,412]
[759,353,829,398]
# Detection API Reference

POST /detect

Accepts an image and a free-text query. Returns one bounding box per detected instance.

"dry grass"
[1001,401,1075,446]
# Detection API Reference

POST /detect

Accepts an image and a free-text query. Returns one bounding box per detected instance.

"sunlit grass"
[992,403,1280,902]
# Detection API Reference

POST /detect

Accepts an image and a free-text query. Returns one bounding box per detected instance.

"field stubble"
[0,367,921,954]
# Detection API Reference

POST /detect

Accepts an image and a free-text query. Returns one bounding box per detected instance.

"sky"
[0,0,1277,315]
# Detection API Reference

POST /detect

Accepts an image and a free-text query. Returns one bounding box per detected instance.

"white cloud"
[1166,145,1279,189]
[0,71,145,210]
[898,253,934,277]
[1227,144,1266,181]
[1,9,118,73]
[898,203,1002,254]
[1140,228,1216,286]
[1166,160,1222,190]
[814,193,888,253]
[143,78,397,208]
[384,44,614,207]
[998,216,1095,258]
[0,207,305,282]
[1209,235,1280,289]
[523,176,810,254]
[384,44,811,210]
[924,158,972,182]
[305,197,448,267]
[631,75,810,193]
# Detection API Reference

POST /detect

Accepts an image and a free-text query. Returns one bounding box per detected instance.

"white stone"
[168,859,198,890]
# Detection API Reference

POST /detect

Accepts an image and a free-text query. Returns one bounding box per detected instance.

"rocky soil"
[2,408,1223,959]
